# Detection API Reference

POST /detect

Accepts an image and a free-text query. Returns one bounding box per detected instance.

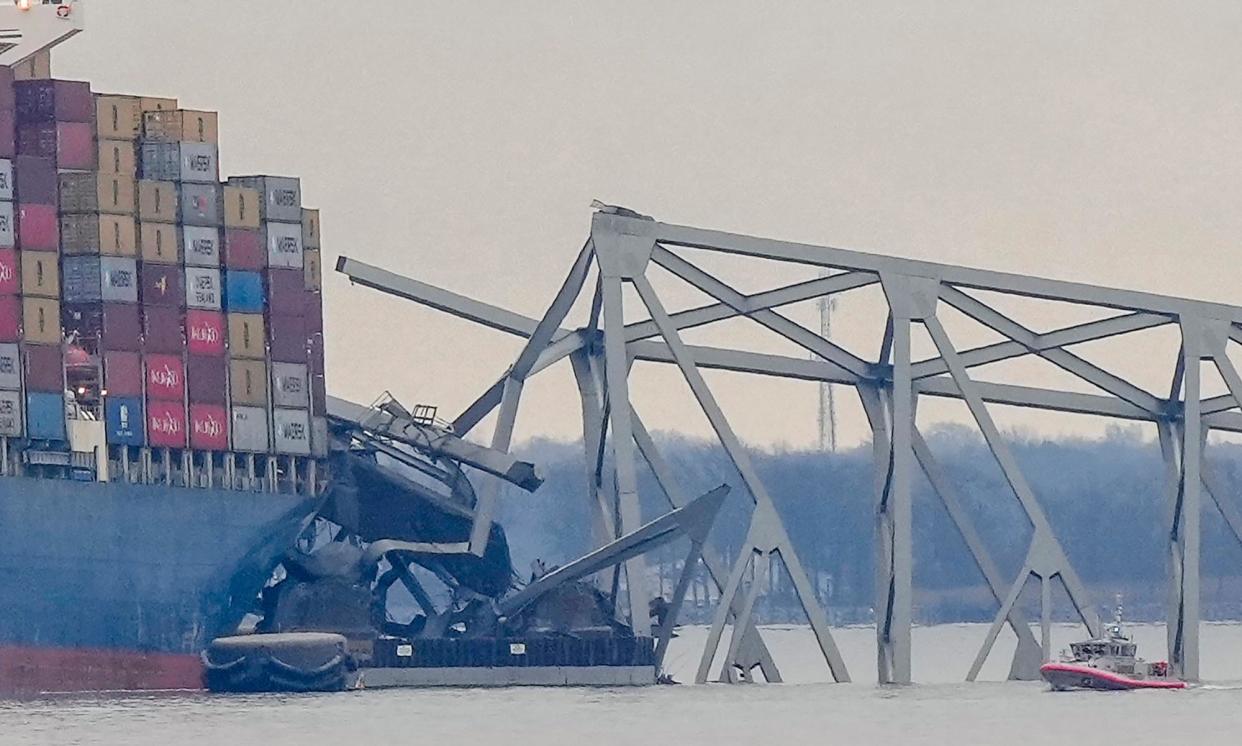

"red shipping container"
[103,351,143,397]
[62,303,142,353]
[266,269,305,315]
[0,249,18,294]
[186,355,226,404]
[17,203,58,250]
[23,344,63,393]
[223,228,264,271]
[14,156,57,205]
[268,313,307,363]
[184,309,225,357]
[146,399,187,448]
[140,264,185,308]
[0,296,18,343]
[306,299,323,334]
[145,353,185,402]
[189,403,229,451]
[143,308,184,353]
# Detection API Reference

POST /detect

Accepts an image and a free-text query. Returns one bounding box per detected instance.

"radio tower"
[817,281,838,452]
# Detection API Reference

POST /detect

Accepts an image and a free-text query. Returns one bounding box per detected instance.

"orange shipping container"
[139,222,181,265]
[222,186,260,229]
[22,297,60,345]
[138,180,178,223]
[13,50,51,81]
[95,95,142,141]
[227,313,266,359]
[143,109,218,144]
[229,358,269,406]
[98,139,138,176]
[59,173,137,215]
[20,251,59,298]
[139,97,179,114]
[304,250,322,291]
[301,208,320,250]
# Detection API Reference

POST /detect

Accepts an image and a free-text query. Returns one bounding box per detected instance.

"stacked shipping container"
[0,69,326,465]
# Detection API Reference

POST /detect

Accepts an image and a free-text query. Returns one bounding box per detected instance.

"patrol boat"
[1039,597,1185,691]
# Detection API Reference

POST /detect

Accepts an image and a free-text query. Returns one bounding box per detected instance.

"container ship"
[0,2,329,695]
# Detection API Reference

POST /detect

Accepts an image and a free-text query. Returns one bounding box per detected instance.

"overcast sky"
[58,1,1242,449]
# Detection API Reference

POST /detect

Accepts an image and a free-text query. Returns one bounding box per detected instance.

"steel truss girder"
[335,208,1242,685]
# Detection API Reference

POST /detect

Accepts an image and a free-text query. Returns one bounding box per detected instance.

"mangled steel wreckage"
[205,394,724,691]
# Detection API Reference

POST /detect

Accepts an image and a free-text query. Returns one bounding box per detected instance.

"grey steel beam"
[651,220,1242,321]
[1167,319,1209,680]
[651,245,873,378]
[497,485,730,618]
[911,311,1170,381]
[940,287,1163,413]
[600,276,652,637]
[923,311,1100,668]
[630,273,849,683]
[468,377,522,554]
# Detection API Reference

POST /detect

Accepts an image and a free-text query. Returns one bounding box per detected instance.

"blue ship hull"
[0,476,319,694]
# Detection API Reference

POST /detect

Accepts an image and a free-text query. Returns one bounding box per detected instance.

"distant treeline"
[495,426,1242,623]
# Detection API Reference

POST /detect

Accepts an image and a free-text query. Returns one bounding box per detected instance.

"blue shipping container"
[105,396,145,446]
[26,392,65,441]
[225,270,265,313]
[62,256,103,303]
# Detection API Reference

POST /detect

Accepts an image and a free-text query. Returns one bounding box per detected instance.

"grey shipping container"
[184,266,222,310]
[0,390,22,437]
[182,226,221,267]
[229,176,301,222]
[270,362,309,409]
[180,182,221,226]
[62,256,140,304]
[0,159,12,201]
[140,141,220,184]
[272,407,311,456]
[264,221,303,269]
[230,405,269,453]
[0,202,12,249]
[311,416,328,458]
[0,343,19,390]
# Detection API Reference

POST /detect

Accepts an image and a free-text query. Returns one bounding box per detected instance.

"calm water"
[4,623,1242,745]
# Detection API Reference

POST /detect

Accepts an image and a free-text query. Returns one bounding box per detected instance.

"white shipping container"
[230,406,270,453]
[0,390,22,437]
[100,257,139,303]
[311,416,328,458]
[272,407,311,455]
[179,142,219,183]
[185,266,222,310]
[265,221,303,269]
[0,159,12,201]
[271,362,309,409]
[182,226,221,267]
[0,343,19,390]
[0,202,13,249]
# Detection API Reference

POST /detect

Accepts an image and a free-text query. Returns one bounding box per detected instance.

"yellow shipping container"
[304,250,322,291]
[143,109,218,143]
[229,359,269,407]
[139,222,181,264]
[222,186,261,229]
[228,314,266,359]
[98,140,138,176]
[138,180,178,223]
[22,297,60,346]
[301,208,321,250]
[95,95,143,141]
[20,251,60,298]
